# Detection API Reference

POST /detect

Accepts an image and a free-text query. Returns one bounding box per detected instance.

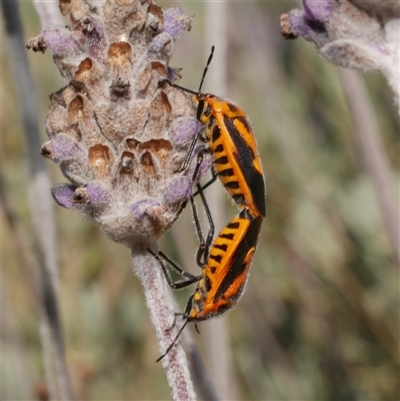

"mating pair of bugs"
[149,47,266,362]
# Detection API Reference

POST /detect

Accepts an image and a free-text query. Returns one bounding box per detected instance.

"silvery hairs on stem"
[27,0,212,246]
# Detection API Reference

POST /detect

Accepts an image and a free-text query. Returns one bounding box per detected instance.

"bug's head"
[194,93,214,124]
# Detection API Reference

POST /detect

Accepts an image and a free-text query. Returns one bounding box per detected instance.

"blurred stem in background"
[180,320,220,401]
[279,1,399,265]
[32,0,63,26]
[2,1,71,400]
[339,69,400,264]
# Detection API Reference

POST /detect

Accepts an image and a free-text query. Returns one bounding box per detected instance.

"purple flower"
[302,0,335,23]
[51,184,77,208]
[51,134,84,162]
[41,25,82,57]
[170,117,200,147]
[86,183,110,206]
[164,8,192,39]
[164,176,192,205]
[186,146,212,182]
[148,32,172,55]
[280,0,399,79]
[131,198,162,219]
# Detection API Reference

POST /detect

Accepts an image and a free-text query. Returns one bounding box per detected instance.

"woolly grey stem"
[347,2,400,108]
[339,68,400,264]
[130,242,196,401]
[2,2,71,399]
[381,19,400,110]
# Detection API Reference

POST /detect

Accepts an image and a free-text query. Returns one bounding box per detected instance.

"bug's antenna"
[156,319,190,363]
[197,46,215,93]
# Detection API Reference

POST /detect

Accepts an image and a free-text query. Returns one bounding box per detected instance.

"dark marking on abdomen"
[218,168,234,177]
[214,144,224,153]
[214,156,229,165]
[225,181,240,190]
[214,243,228,252]
[210,254,223,263]
[220,233,234,240]
[204,275,212,292]
[227,221,240,230]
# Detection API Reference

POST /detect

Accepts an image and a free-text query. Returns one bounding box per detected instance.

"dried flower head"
[27,0,211,246]
[280,0,400,105]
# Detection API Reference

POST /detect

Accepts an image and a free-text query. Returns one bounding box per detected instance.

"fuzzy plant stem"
[130,242,196,401]
[339,69,400,264]
[346,0,400,109]
[2,2,71,400]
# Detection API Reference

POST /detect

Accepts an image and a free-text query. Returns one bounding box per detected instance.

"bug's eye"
[197,100,212,124]
[204,103,212,118]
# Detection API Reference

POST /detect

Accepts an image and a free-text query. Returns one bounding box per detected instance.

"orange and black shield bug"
[166,46,266,218]
[149,187,263,362]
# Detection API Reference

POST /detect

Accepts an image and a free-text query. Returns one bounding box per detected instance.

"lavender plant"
[27,2,209,244]
[280,0,400,263]
[26,0,212,399]
[281,0,400,108]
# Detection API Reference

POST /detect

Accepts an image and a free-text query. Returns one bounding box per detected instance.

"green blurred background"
[2,1,399,400]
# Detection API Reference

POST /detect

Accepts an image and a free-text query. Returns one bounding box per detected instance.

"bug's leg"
[195,182,214,263]
[156,319,190,363]
[183,293,194,317]
[158,251,198,281]
[166,313,183,332]
[190,147,210,183]
[187,148,215,266]
[175,132,201,173]
[190,195,206,267]
[191,150,216,264]
[148,249,201,289]
[156,295,194,363]
[170,146,210,225]
[192,166,217,196]
[170,199,188,225]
